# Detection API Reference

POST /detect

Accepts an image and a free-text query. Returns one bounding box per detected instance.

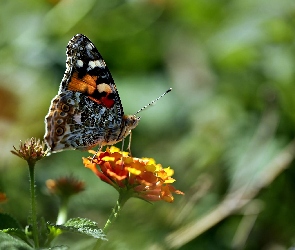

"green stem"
[56,197,69,225]
[92,191,130,250]
[28,162,39,249]
[103,192,128,233]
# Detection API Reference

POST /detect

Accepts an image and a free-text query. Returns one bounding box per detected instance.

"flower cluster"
[83,147,183,203]
[0,192,7,204]
[11,138,47,165]
[46,176,85,199]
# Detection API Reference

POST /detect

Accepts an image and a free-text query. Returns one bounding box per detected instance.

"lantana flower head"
[11,138,47,165]
[83,146,184,203]
[46,176,85,199]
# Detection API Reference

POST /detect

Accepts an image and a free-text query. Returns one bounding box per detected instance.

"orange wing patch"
[68,72,115,108]
[68,72,97,95]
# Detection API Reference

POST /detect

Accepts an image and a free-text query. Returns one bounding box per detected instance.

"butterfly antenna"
[134,88,172,115]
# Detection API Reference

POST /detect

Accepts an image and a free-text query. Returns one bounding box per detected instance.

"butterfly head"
[123,115,140,130]
[121,115,140,137]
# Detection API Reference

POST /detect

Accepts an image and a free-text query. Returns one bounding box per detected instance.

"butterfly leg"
[121,137,125,152]
[127,132,132,156]
[119,139,125,168]
[92,145,103,161]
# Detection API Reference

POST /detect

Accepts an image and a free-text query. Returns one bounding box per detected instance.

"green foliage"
[0,214,106,249]
[0,213,22,230]
[0,231,33,250]
[49,218,106,240]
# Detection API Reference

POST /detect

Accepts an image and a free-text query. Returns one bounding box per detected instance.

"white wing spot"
[94,60,105,68]
[76,60,83,68]
[87,60,105,71]
[86,43,93,50]
[88,61,95,70]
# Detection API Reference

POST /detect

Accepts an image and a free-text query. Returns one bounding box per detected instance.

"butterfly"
[44,34,140,153]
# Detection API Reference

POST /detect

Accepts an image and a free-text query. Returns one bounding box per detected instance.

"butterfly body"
[44,34,140,153]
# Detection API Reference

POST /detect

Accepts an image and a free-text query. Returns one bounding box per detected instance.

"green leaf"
[49,218,107,241]
[47,223,63,246]
[0,231,33,250]
[1,228,30,245]
[0,213,22,230]
[47,246,69,250]
[0,214,30,246]
[39,217,57,247]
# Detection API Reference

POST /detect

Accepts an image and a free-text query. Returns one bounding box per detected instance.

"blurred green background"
[1,0,295,249]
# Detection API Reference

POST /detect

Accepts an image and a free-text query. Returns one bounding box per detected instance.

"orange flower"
[0,192,7,204]
[83,147,184,203]
[46,176,85,199]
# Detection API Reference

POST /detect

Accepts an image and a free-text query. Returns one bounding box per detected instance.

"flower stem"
[103,192,128,233]
[92,191,130,250]
[56,197,69,225]
[28,162,39,249]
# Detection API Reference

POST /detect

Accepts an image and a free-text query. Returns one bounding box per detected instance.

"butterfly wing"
[61,34,123,115]
[44,34,126,152]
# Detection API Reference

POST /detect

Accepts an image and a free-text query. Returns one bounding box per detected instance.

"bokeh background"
[1,0,295,249]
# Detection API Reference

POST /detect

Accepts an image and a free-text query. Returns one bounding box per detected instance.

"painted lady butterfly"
[44,34,140,153]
